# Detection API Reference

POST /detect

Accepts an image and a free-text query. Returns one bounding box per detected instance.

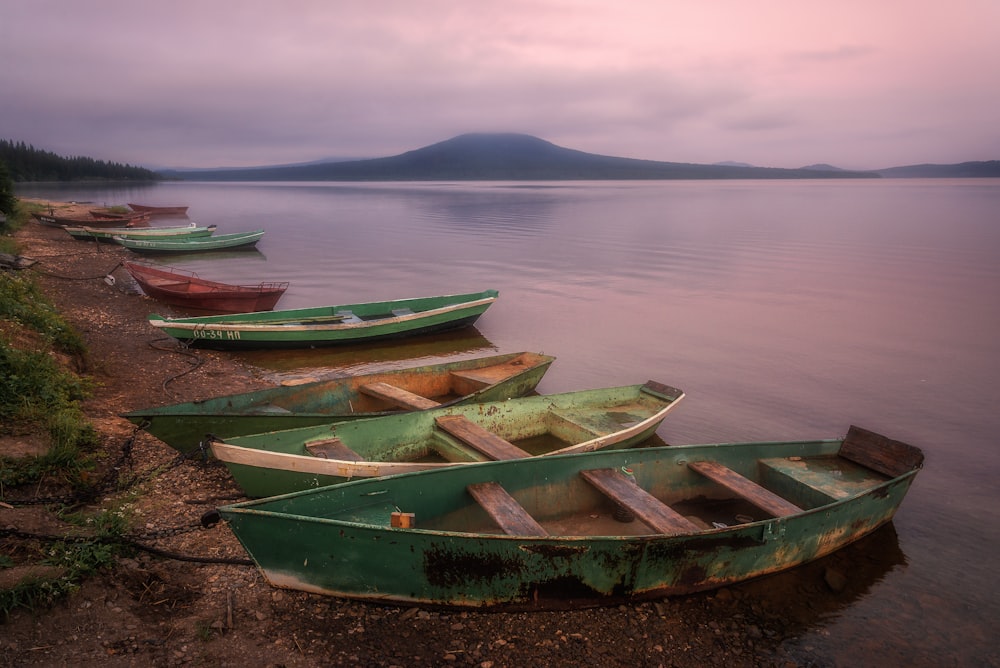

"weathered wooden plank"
[467,482,548,536]
[359,382,441,410]
[435,415,531,461]
[580,468,700,534]
[304,438,363,462]
[687,460,803,517]
[839,425,924,478]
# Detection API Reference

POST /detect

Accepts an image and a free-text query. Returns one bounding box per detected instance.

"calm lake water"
[17,179,1000,665]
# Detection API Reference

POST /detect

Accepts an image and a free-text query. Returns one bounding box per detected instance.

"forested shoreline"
[0,139,160,182]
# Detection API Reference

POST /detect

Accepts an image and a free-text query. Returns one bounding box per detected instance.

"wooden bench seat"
[548,408,637,437]
[435,415,531,461]
[449,364,516,386]
[580,468,700,534]
[467,482,548,536]
[305,437,363,462]
[759,456,885,505]
[687,460,803,517]
[359,382,441,410]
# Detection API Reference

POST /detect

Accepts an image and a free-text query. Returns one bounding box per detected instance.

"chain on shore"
[0,525,253,566]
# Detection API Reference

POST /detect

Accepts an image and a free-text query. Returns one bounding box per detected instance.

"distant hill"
[873,161,1000,178]
[800,163,846,172]
[160,133,880,182]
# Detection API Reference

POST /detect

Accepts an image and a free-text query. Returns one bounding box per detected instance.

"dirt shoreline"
[2,202,810,667]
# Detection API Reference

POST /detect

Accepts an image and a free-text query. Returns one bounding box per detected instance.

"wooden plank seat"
[759,456,883,505]
[434,415,531,461]
[333,310,362,323]
[580,468,701,534]
[687,460,803,517]
[305,437,364,462]
[467,482,548,536]
[449,361,520,386]
[391,308,415,317]
[359,382,441,410]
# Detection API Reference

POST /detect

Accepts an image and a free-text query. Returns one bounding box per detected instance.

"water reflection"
[134,248,268,264]
[736,523,906,621]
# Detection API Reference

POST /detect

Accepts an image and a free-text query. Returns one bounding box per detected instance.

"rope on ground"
[148,336,205,395]
[28,259,124,281]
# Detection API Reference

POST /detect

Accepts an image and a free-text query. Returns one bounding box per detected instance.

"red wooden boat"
[122,261,289,313]
[127,203,190,216]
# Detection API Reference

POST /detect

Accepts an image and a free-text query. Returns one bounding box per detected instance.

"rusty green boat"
[146,289,498,350]
[122,352,555,456]
[217,425,923,609]
[210,381,685,497]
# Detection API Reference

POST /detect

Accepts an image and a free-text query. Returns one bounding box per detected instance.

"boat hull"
[122,261,288,313]
[128,203,189,215]
[211,381,685,496]
[32,211,152,227]
[122,352,555,455]
[65,224,215,243]
[219,426,923,609]
[147,290,499,350]
[115,229,264,253]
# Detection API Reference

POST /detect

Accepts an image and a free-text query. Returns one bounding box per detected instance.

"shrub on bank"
[0,272,97,486]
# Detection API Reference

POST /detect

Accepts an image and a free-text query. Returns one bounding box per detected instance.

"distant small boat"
[32,210,151,228]
[122,351,556,456]
[114,229,265,254]
[122,260,289,314]
[127,203,190,216]
[218,425,923,609]
[146,289,499,350]
[211,381,685,497]
[64,222,216,243]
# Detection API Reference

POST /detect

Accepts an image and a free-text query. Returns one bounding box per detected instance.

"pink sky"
[2,0,998,170]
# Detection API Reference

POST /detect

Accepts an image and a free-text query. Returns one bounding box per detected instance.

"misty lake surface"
[17,178,1000,665]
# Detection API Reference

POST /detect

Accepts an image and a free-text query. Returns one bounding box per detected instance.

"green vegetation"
[0,506,131,619]
[1,157,33,254]
[0,272,98,488]
[0,211,121,617]
[0,139,161,182]
[0,159,16,215]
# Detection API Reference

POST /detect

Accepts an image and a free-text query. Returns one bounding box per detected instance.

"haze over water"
[18,178,1000,666]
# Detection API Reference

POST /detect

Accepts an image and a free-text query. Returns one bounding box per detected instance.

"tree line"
[0,139,161,182]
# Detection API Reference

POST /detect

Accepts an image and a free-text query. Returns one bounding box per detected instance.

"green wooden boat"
[63,222,216,243]
[114,229,265,253]
[217,425,923,609]
[122,351,555,456]
[209,381,685,497]
[146,289,499,350]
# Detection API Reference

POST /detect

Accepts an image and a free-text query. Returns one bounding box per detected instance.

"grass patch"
[0,271,87,359]
[0,199,35,252]
[0,269,99,493]
[0,506,131,619]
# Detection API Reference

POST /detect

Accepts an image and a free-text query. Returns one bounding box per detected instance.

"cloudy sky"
[2,1,998,170]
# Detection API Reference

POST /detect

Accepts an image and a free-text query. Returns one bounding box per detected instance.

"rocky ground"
[1,201,854,667]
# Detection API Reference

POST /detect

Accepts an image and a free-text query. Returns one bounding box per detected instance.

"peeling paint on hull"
[219,426,922,610]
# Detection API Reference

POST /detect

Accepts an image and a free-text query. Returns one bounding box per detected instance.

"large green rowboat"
[210,381,685,496]
[218,425,923,609]
[146,289,499,350]
[114,229,265,253]
[123,351,555,456]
